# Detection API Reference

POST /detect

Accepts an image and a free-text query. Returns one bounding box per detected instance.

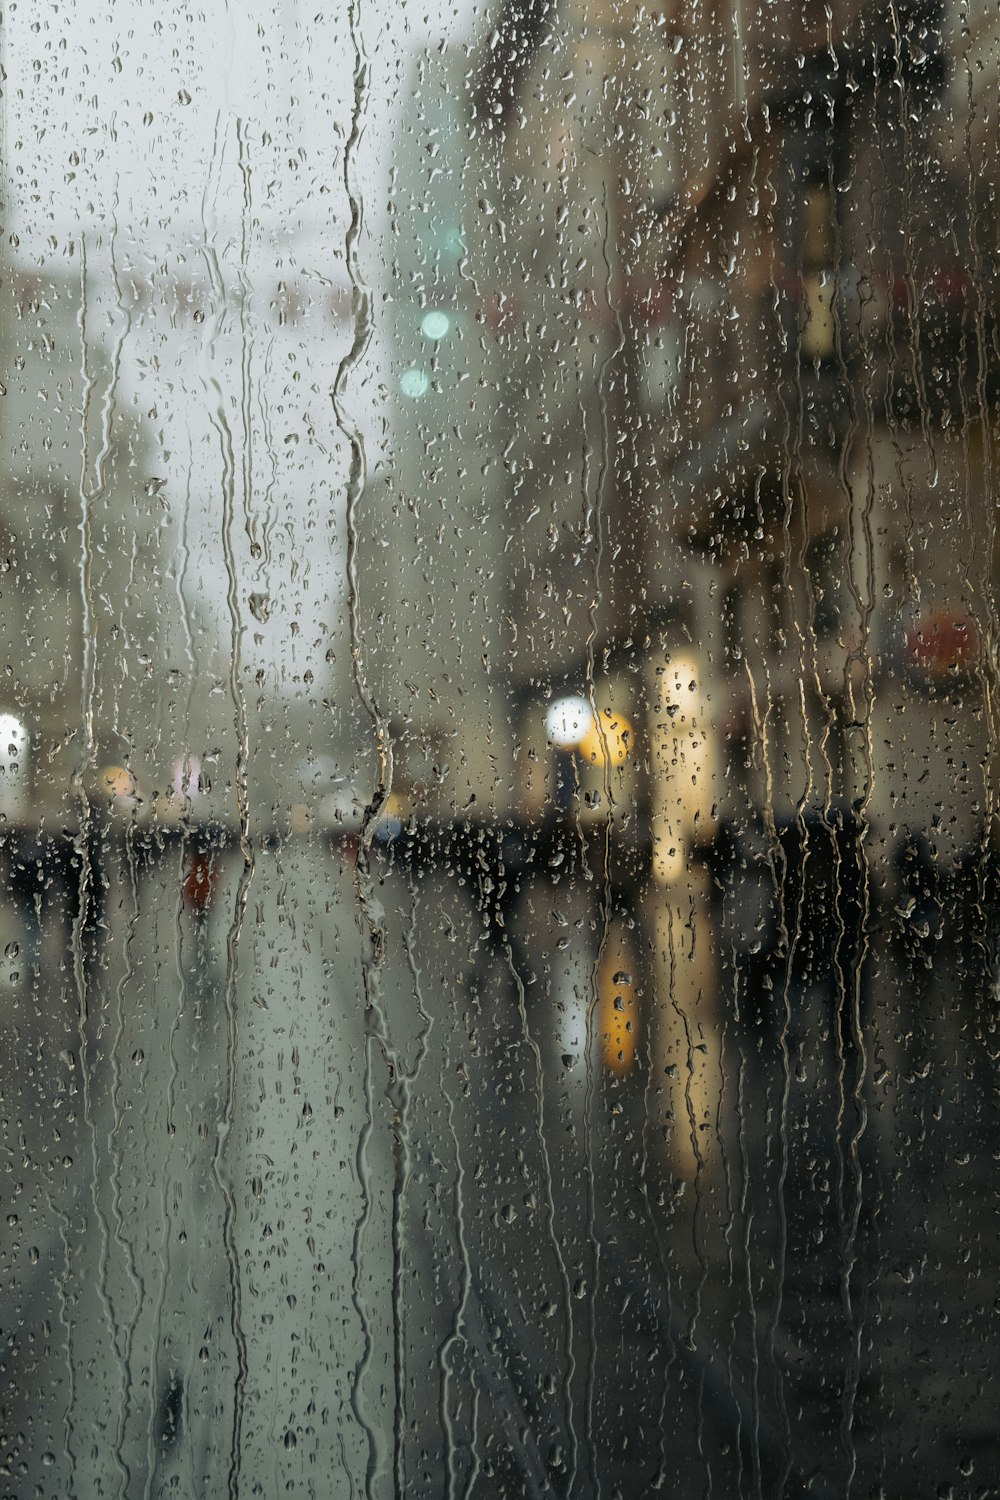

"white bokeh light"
[545,695,594,748]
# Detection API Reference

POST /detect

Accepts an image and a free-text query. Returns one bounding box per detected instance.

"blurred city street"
[1,0,1000,1493]
[1,809,997,1497]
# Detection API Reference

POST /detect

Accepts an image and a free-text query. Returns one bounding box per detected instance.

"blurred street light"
[399,368,431,398]
[420,309,452,340]
[545,694,593,748]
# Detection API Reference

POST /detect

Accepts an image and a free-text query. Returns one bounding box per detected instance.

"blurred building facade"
[0,260,169,814]
[0,244,366,832]
[374,0,999,878]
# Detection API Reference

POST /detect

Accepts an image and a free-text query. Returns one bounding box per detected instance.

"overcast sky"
[3,0,482,265]
[0,1,474,759]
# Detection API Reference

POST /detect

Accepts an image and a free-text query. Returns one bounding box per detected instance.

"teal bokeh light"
[399,368,431,399]
[420,309,451,340]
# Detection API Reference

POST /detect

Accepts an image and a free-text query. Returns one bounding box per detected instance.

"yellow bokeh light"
[598,938,638,1075]
[580,709,634,767]
[100,764,135,800]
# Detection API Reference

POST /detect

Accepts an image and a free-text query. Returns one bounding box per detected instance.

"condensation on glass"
[0,0,997,1495]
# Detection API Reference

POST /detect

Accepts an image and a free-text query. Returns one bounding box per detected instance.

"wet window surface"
[2,1,999,1496]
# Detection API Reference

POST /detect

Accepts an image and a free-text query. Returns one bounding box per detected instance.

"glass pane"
[2,0,997,1495]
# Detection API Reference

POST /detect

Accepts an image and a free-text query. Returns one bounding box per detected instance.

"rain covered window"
[2,0,999,1495]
